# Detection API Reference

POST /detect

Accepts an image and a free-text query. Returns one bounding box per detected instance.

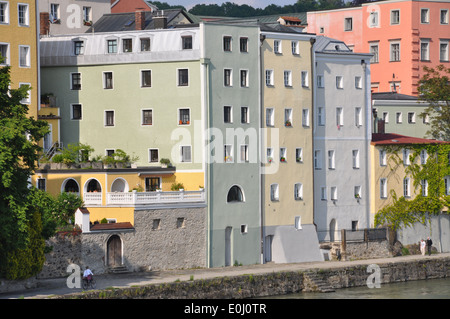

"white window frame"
[336,76,343,89]
[71,103,82,120]
[421,8,430,24]
[265,69,274,86]
[291,41,299,55]
[224,105,232,124]
[352,149,360,169]
[284,108,292,126]
[420,149,428,165]
[70,72,81,90]
[318,107,325,126]
[403,148,410,166]
[104,110,115,127]
[274,40,281,54]
[106,38,118,54]
[223,35,232,52]
[148,148,159,163]
[403,177,411,197]
[336,107,344,126]
[440,40,449,62]
[18,45,30,68]
[224,144,233,163]
[355,76,362,89]
[266,108,274,127]
[390,41,400,62]
[331,186,337,201]
[421,179,428,197]
[294,183,303,201]
[280,147,287,162]
[301,71,309,87]
[390,9,400,25]
[267,147,274,163]
[177,68,189,87]
[441,9,449,25]
[240,69,249,88]
[19,82,30,104]
[284,70,292,87]
[328,150,335,170]
[0,42,10,65]
[241,106,249,124]
[408,112,416,124]
[141,109,153,126]
[317,75,324,88]
[141,69,152,88]
[180,145,192,163]
[370,11,379,27]
[224,68,233,87]
[294,216,302,230]
[355,107,362,127]
[103,71,114,90]
[344,17,353,31]
[370,43,379,63]
[302,108,310,127]
[50,3,60,22]
[380,149,387,166]
[354,186,362,199]
[321,187,327,200]
[270,184,279,201]
[178,108,191,125]
[380,178,387,199]
[383,112,389,123]
[445,176,450,195]
[314,150,322,170]
[396,112,402,124]
[296,148,303,163]
[17,3,29,26]
[420,40,430,61]
[0,1,9,24]
[239,144,249,163]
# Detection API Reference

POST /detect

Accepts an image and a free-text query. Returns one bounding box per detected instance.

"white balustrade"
[106,190,205,206]
[83,192,103,205]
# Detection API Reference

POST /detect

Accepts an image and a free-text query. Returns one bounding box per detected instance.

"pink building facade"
[307,0,450,96]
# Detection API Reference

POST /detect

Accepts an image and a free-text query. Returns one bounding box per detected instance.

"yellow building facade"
[0,0,39,119]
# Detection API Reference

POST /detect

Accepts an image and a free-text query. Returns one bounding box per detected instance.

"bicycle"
[82,276,96,290]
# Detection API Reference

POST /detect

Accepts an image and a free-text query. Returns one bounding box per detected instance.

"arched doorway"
[86,179,101,193]
[62,178,79,193]
[107,235,122,267]
[329,219,337,242]
[111,178,128,192]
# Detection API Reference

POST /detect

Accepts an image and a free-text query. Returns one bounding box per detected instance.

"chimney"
[40,12,50,35]
[135,10,146,30]
[153,11,167,29]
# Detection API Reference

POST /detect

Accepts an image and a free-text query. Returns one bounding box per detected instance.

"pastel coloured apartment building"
[307,0,450,95]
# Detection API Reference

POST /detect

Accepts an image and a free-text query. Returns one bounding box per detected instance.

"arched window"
[227,185,244,203]
[86,179,101,192]
[63,178,79,193]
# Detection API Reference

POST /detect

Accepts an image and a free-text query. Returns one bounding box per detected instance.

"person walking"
[426,237,433,256]
[420,239,426,256]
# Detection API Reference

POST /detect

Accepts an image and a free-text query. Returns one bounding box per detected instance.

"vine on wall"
[375,143,450,230]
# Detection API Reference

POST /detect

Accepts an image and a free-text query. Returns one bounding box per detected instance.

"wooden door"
[107,235,122,267]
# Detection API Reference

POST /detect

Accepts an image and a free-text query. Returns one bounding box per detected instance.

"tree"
[418,65,450,141]
[0,61,49,276]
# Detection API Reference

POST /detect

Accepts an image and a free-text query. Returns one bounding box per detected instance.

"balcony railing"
[83,190,205,206]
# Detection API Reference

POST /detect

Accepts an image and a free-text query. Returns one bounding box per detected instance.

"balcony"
[83,189,206,207]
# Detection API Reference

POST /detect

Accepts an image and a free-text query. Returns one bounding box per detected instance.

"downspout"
[259,31,265,264]
[310,37,317,232]
[362,59,371,229]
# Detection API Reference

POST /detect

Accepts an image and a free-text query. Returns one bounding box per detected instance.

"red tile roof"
[90,222,134,231]
[371,133,449,145]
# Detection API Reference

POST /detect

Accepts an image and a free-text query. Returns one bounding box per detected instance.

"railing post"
[132,190,137,205]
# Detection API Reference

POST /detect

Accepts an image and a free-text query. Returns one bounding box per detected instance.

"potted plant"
[199,185,204,191]
[51,153,64,169]
[160,158,171,168]
[280,157,286,162]
[268,157,273,163]
[285,120,292,127]
[296,157,302,163]
[171,182,185,191]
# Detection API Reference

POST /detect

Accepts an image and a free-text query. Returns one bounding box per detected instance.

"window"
[267,148,274,163]
[352,150,360,169]
[103,72,113,89]
[403,149,410,165]
[241,106,249,124]
[266,108,274,126]
[37,178,46,191]
[355,107,362,127]
[240,37,248,52]
[421,179,428,197]
[370,11,379,27]
[280,147,287,162]
[83,6,91,23]
[421,8,429,23]
[331,186,337,201]
[396,112,402,123]
[105,111,115,127]
[390,42,400,62]
[318,107,325,126]
[344,17,353,31]
[380,178,387,198]
[355,76,362,89]
[142,109,152,125]
[441,9,449,24]
[149,149,158,163]
[302,109,310,127]
[50,3,59,22]
[265,70,274,86]
[19,45,30,67]
[152,219,161,230]
[370,43,379,63]
[19,83,30,104]
[74,41,84,55]
[224,145,233,163]
[445,176,450,195]
[71,73,81,90]
[423,113,430,124]
[321,187,327,200]
[408,112,416,124]
[294,216,302,230]
[107,39,117,53]
[18,4,29,26]
[182,36,192,50]
[180,145,192,162]
[291,41,299,55]
[284,70,292,87]
[0,2,9,24]
[440,41,449,62]
[391,10,400,25]
[328,150,335,170]
[224,69,232,87]
[336,76,343,89]
[383,112,389,123]
[285,108,292,126]
[314,150,322,169]
[179,108,190,125]
[122,38,132,53]
[72,104,82,120]
[274,40,281,54]
[354,186,362,199]
[317,75,324,88]
[420,40,430,61]
[224,106,232,123]
[403,177,411,197]
[301,71,309,87]
[240,225,248,234]
[352,221,359,231]
[294,183,303,200]
[178,69,189,86]
[240,145,249,163]
[0,43,9,65]
[227,185,244,202]
[141,70,152,87]
[380,149,387,166]
[296,148,303,163]
[223,36,232,51]
[240,69,248,87]
[140,38,151,51]
[270,184,279,201]
[145,177,160,192]
[336,107,343,126]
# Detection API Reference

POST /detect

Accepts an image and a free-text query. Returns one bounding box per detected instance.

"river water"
[268,277,450,299]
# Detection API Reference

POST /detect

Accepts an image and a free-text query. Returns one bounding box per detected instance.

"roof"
[90,222,134,231]
[86,9,195,33]
[77,207,90,214]
[372,92,418,101]
[314,36,352,53]
[371,133,449,146]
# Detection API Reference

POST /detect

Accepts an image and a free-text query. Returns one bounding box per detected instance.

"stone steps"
[108,266,130,274]
[304,272,335,293]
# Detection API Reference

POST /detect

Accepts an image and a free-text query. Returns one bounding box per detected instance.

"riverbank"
[39,253,449,299]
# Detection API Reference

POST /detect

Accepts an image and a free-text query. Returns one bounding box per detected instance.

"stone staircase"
[303,272,335,293]
[107,265,130,274]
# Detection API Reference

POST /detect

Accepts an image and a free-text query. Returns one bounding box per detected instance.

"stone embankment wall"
[53,256,450,299]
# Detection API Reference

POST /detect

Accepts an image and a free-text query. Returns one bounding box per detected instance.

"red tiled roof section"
[280,16,302,23]
[90,222,134,231]
[371,133,450,145]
